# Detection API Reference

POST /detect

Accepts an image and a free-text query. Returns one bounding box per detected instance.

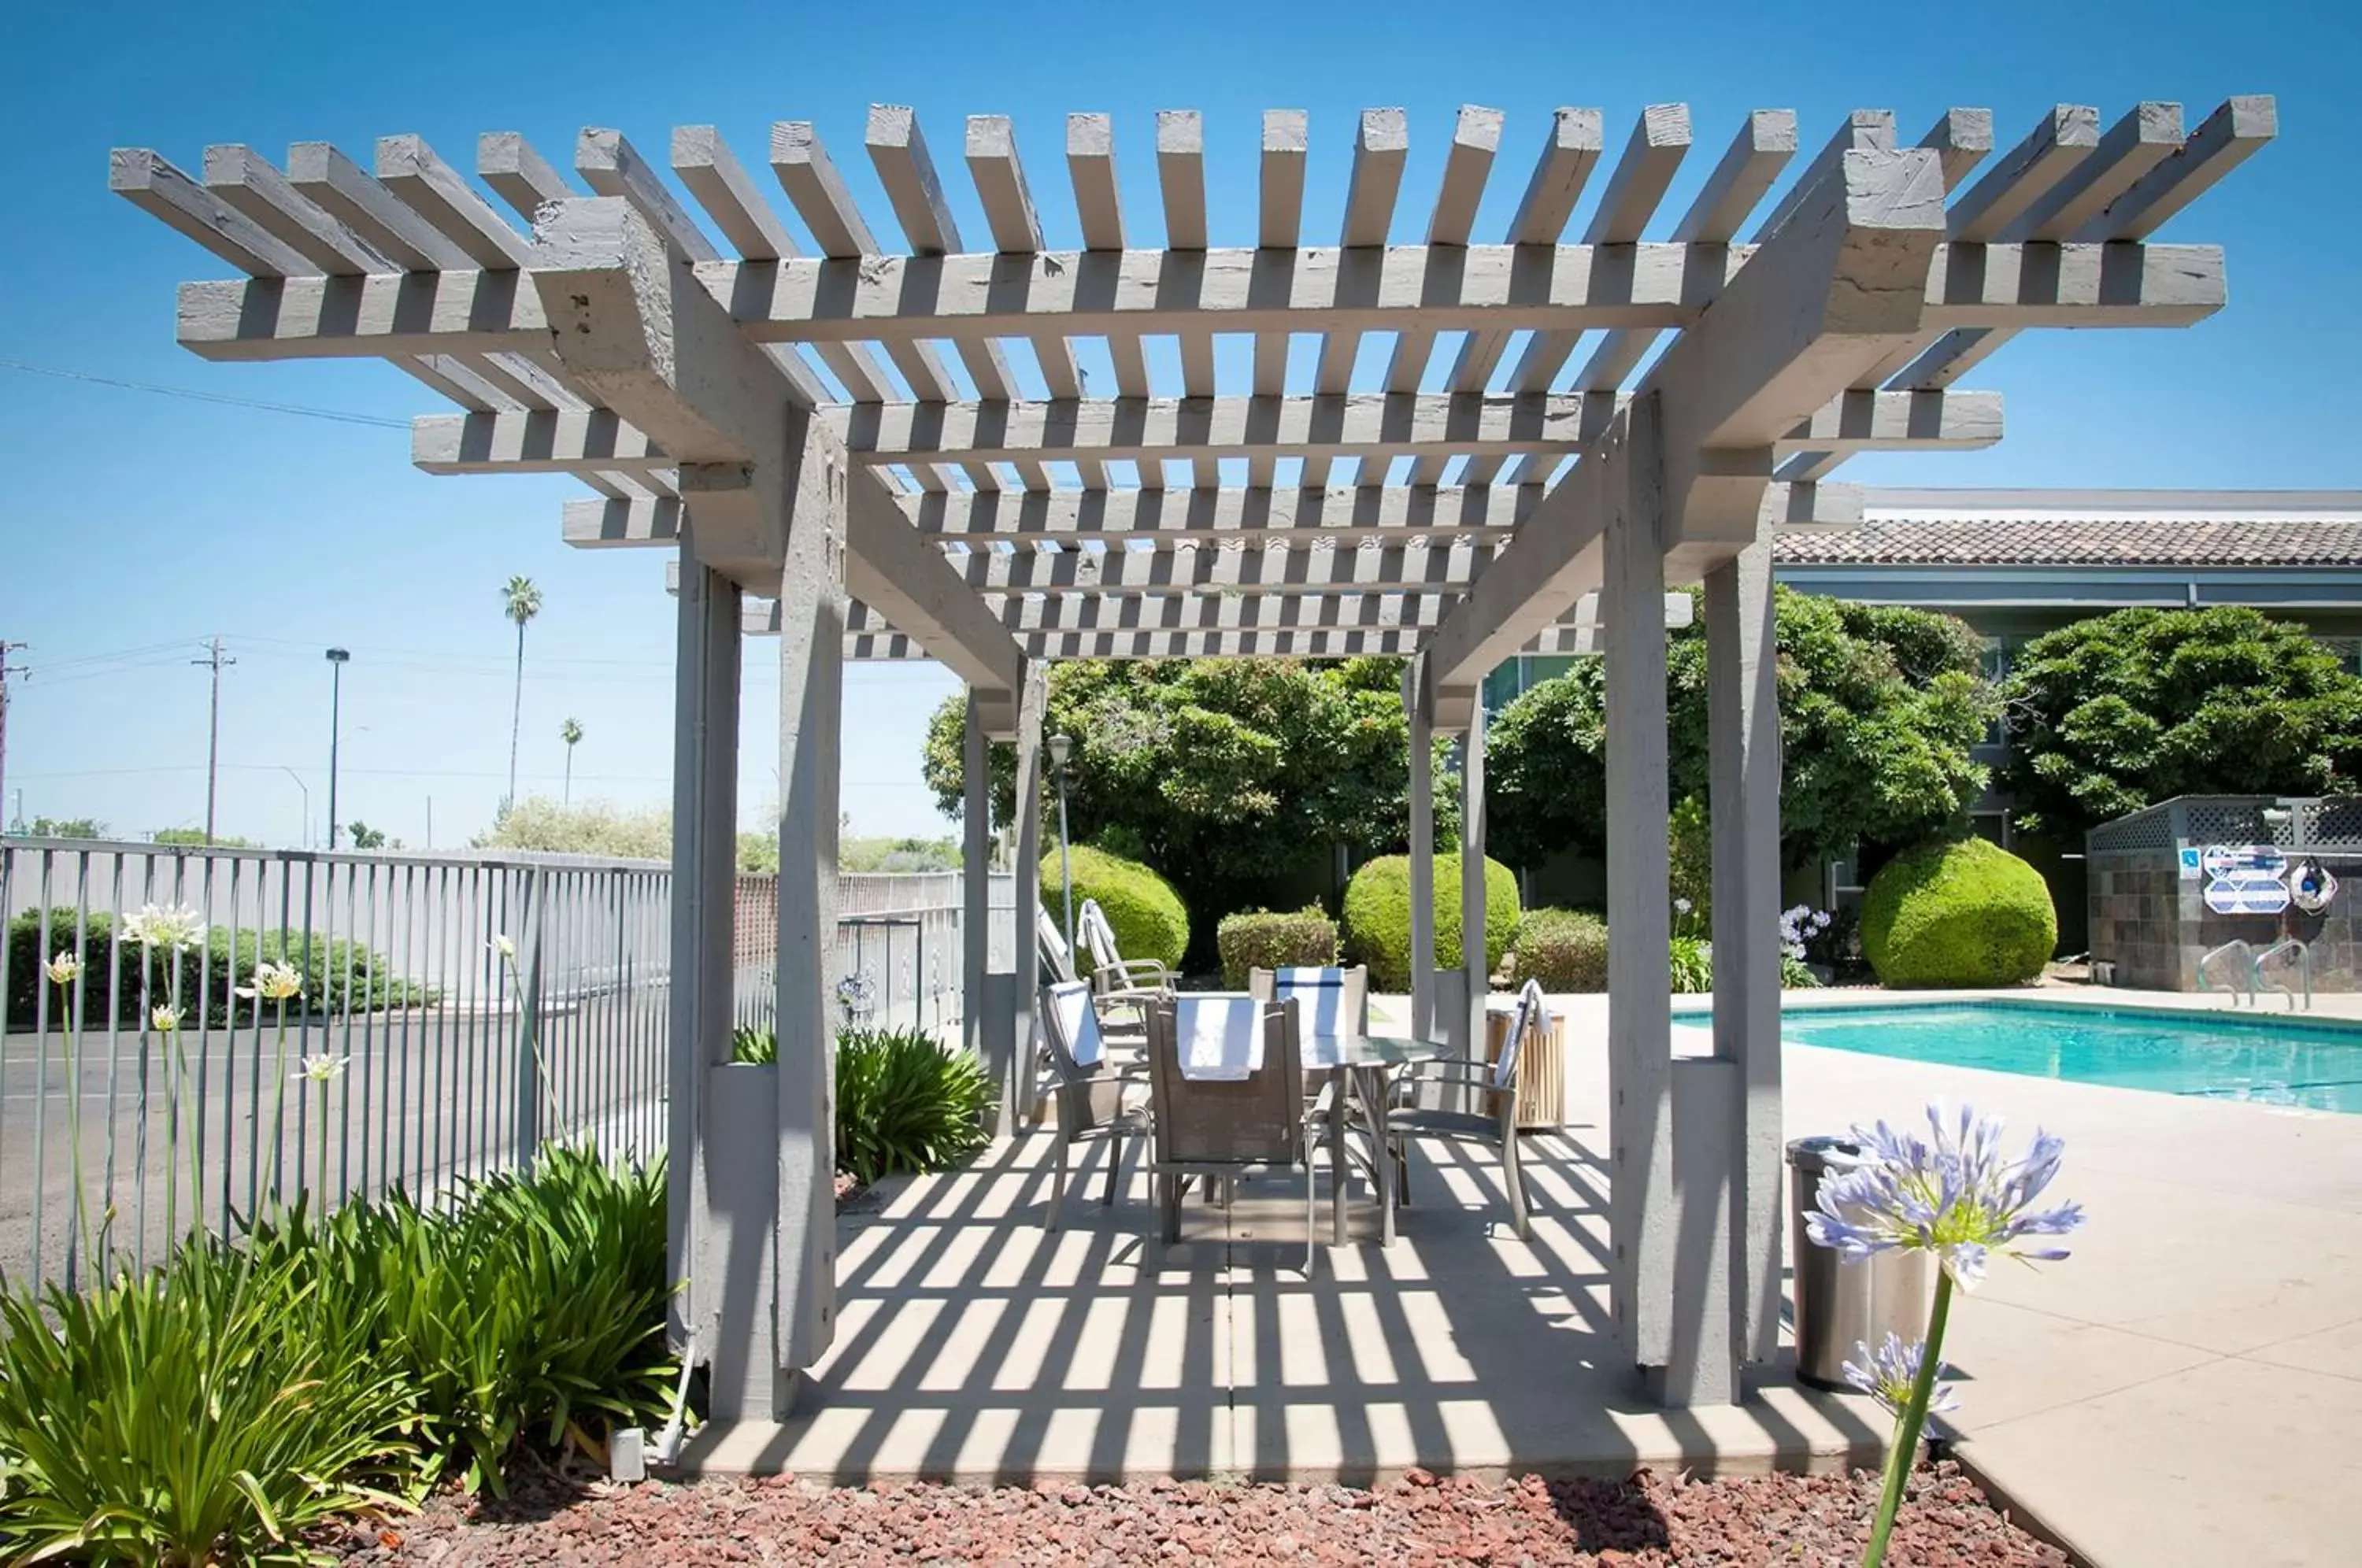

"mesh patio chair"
[1077,896,1172,1043]
[1038,906,1079,985]
[1142,993,1326,1272]
[1379,978,1546,1241]
[1247,964,1370,1043]
[1036,979,1151,1232]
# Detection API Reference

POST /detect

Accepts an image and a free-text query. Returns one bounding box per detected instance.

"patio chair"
[1247,964,1370,1042]
[1038,905,1079,985]
[1378,978,1545,1241]
[1142,993,1324,1272]
[1037,979,1151,1232]
[1077,896,1172,1039]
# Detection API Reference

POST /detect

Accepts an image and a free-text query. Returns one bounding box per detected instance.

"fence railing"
[3,838,1012,1292]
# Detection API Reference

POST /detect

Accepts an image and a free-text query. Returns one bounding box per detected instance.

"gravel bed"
[329,1460,2064,1566]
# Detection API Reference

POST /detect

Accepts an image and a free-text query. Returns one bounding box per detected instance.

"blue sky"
[1,0,2353,849]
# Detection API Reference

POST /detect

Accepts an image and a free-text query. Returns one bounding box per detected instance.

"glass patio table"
[1303,1033,1454,1247]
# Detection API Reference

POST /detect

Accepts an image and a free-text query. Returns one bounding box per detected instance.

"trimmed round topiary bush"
[1042,843,1189,974]
[1511,908,1609,991]
[1861,837,2057,988]
[1339,853,1521,992]
[1216,905,1341,987]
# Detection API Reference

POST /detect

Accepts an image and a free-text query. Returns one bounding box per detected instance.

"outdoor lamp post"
[1050,733,1075,960]
[324,648,350,849]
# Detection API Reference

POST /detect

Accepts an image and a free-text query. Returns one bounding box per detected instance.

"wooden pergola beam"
[953,541,1499,596]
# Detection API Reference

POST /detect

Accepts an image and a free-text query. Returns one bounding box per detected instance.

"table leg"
[1368,1066,1397,1247]
[1327,1067,1348,1247]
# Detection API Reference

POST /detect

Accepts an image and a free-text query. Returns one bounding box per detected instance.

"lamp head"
[1049,733,1072,769]
[325,647,350,664]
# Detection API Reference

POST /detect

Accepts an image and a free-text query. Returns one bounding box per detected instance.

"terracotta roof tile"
[1776,516,2362,569]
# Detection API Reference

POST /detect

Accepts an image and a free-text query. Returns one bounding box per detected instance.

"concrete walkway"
[691,984,2362,1566]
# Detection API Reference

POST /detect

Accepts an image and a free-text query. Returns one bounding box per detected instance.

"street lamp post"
[324,649,350,849]
[1049,733,1075,961]
[278,766,310,849]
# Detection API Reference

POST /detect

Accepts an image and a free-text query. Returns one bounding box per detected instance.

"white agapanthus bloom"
[235,960,305,1002]
[150,1004,183,1034]
[489,933,516,959]
[123,902,205,952]
[45,952,82,987]
[294,1053,349,1083]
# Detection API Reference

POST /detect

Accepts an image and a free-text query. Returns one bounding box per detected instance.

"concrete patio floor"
[686,983,2362,1567]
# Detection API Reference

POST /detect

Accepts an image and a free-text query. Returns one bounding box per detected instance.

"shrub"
[1216,906,1341,986]
[5,908,430,1028]
[1339,854,1522,991]
[1862,837,2057,987]
[1511,908,1609,991]
[1669,935,1714,994]
[1042,843,1189,974]
[1782,954,1823,989]
[731,1026,994,1185]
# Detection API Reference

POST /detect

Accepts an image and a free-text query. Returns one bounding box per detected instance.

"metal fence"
[2,838,1011,1292]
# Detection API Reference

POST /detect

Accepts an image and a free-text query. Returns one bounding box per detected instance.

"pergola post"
[1404,656,1436,1041]
[665,536,740,1355]
[1706,539,1784,1371]
[1601,398,1677,1385]
[997,663,1048,1134]
[961,691,991,1067]
[1458,700,1489,1097]
[770,417,848,1400]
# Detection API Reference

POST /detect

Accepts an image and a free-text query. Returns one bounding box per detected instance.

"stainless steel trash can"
[1788,1136,1934,1390]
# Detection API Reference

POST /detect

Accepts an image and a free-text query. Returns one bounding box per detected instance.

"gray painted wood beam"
[953,540,1496,595]
[1748,109,1893,244]
[202,146,393,274]
[1064,113,1153,475]
[285,142,474,271]
[477,131,574,219]
[1919,108,1995,192]
[2076,94,2275,242]
[1383,106,1504,399]
[1775,388,2000,453]
[375,135,531,268]
[864,106,1029,493]
[1156,110,1220,487]
[2005,102,2182,242]
[1946,105,2100,242]
[112,149,315,276]
[1250,110,1309,483]
[899,483,1550,542]
[836,390,1623,465]
[416,409,665,472]
[965,115,1100,485]
[1305,109,1409,488]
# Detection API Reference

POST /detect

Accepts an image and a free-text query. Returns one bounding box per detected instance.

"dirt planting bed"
[331,1460,2064,1566]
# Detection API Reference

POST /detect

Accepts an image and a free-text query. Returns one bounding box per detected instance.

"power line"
[0,359,408,430]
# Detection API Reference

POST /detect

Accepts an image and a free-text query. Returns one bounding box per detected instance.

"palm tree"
[560,717,583,805]
[502,576,542,812]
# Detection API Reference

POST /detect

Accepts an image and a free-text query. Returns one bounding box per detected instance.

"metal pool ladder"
[2197,939,2259,1006]
[2256,937,2315,1012]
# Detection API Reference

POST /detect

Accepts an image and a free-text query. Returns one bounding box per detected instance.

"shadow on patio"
[683,1121,1883,1484]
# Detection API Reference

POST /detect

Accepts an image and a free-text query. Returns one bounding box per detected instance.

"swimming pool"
[1749,1000,2362,1114]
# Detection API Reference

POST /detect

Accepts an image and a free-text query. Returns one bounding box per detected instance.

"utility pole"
[324,649,350,849]
[0,640,27,836]
[191,637,235,844]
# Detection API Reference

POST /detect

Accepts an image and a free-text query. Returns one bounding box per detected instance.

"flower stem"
[265,1002,291,1209]
[1862,1269,1955,1568]
[57,989,94,1284]
[316,1078,331,1211]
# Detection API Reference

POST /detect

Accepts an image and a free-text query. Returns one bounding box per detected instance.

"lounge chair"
[1378,978,1544,1241]
[1036,979,1150,1232]
[1076,897,1172,1042]
[1142,994,1326,1271]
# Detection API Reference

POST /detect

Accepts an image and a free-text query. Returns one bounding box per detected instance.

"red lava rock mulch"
[329,1460,2064,1566]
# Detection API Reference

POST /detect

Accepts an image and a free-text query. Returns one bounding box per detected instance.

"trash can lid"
[1786,1135,1860,1174]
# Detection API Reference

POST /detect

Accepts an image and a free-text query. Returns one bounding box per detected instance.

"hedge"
[6,908,431,1027]
[1042,844,1189,974]
[1861,837,2057,987]
[1511,908,1609,991]
[1339,853,1521,991]
[1215,905,1341,987]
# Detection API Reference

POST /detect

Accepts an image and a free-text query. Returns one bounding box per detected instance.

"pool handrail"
[2254,937,2314,1012]
[2197,939,2258,1006]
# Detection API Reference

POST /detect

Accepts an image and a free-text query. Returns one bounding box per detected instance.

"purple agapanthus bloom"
[1842,1332,1960,1419]
[1805,1102,2085,1290]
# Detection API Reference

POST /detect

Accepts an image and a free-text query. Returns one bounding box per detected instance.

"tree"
[923,658,1461,951]
[478,796,780,871]
[560,716,583,805]
[153,827,258,848]
[346,822,387,849]
[501,575,543,810]
[15,816,106,839]
[2001,606,2362,839]
[1487,588,1996,872]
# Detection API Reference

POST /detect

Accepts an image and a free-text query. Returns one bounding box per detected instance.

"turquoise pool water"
[1755,1001,2362,1114]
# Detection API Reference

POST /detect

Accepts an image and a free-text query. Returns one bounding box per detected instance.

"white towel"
[1176,998,1264,1082]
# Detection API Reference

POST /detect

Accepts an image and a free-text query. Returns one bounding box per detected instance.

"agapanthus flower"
[235,960,304,1002]
[1842,1332,1959,1419]
[123,902,205,952]
[45,952,81,987]
[294,1053,349,1083]
[1806,1102,2084,1290]
[489,933,516,959]
[150,1004,183,1034]
[1673,897,1693,915]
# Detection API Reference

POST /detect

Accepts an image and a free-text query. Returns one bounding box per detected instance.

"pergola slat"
[1918,107,1996,191]
[1156,109,1220,486]
[112,149,316,276]
[374,135,531,268]
[964,115,1101,484]
[1383,105,1505,412]
[414,408,665,472]
[953,540,1498,595]
[1249,109,1309,484]
[1946,104,2100,242]
[477,131,575,218]
[1064,113,1155,486]
[1304,108,1409,489]
[202,145,394,274]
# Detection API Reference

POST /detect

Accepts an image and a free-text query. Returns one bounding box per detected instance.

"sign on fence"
[2205,868,2291,915]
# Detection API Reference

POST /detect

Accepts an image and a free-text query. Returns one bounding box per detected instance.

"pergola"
[115,93,2271,1418]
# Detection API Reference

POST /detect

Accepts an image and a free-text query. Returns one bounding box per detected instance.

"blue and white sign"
[2202,843,2286,879]
[2205,868,2291,915]
[2177,846,2204,880]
